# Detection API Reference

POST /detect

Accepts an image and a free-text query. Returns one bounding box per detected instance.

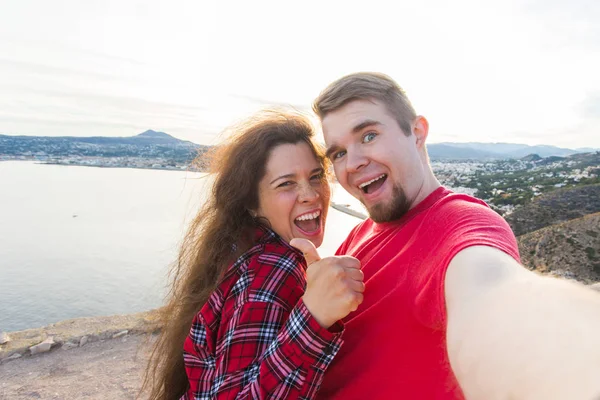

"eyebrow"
[269,167,323,185]
[352,119,382,134]
[325,119,382,159]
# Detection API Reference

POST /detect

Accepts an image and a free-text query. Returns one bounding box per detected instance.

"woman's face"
[255,142,330,248]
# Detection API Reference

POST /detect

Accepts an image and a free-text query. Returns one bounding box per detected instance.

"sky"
[0,0,599,149]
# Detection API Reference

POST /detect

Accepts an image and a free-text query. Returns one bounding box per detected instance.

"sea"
[0,161,364,332]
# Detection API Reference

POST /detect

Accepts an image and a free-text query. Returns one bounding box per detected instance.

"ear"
[412,116,429,150]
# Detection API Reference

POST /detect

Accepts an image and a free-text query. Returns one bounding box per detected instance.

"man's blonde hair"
[313,72,417,137]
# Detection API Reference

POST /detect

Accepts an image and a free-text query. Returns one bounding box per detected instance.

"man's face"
[322,99,426,222]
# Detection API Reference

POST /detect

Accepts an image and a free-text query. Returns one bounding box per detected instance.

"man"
[291,72,600,399]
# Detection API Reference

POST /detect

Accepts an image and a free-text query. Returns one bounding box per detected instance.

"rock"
[3,352,22,362]
[79,336,89,347]
[30,337,55,355]
[590,283,600,292]
[62,342,79,350]
[0,331,10,345]
[112,330,128,339]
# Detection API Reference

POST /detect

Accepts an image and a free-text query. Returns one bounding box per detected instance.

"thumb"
[289,238,321,266]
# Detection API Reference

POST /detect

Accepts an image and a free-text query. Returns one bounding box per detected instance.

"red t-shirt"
[317,187,520,399]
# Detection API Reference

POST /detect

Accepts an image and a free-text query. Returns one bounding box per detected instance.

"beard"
[364,183,411,223]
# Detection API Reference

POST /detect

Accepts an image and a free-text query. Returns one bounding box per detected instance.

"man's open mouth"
[358,174,387,195]
[294,210,321,233]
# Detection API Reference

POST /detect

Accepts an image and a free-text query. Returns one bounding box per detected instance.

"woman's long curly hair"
[141,110,329,400]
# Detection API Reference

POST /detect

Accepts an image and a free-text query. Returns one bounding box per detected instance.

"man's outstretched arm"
[445,246,600,400]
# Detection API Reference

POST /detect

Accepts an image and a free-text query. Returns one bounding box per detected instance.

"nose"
[345,147,368,173]
[297,182,320,203]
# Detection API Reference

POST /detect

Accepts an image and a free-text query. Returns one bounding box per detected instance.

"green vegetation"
[452,153,600,210]
[585,247,597,260]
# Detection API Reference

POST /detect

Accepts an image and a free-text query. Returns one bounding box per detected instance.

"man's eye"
[333,150,346,160]
[363,132,377,143]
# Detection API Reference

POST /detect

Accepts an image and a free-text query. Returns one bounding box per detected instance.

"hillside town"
[434,152,600,215]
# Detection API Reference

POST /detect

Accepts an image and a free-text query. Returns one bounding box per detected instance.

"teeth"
[295,210,321,221]
[358,174,386,189]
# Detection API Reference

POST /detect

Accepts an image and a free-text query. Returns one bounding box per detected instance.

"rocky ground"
[0,311,158,400]
[506,183,600,236]
[519,213,600,283]
[0,333,152,399]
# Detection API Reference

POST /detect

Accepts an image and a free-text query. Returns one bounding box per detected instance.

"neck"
[409,167,442,211]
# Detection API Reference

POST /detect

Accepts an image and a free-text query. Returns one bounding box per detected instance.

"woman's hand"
[290,238,365,329]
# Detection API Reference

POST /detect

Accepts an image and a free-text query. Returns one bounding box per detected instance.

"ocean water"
[0,161,362,332]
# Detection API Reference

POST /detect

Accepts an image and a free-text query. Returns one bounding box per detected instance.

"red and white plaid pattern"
[182,227,344,400]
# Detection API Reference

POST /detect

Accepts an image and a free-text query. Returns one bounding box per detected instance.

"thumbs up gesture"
[290,238,365,329]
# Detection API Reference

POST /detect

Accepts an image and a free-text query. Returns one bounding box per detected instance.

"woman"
[143,111,363,399]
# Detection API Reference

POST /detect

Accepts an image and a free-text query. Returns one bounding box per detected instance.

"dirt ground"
[0,334,152,400]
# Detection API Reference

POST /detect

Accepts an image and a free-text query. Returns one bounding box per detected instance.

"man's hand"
[290,238,365,329]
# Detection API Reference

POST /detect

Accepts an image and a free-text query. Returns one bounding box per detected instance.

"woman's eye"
[277,181,292,188]
[363,132,377,143]
[333,150,346,160]
[310,172,324,181]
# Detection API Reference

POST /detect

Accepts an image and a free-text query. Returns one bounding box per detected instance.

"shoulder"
[426,192,519,255]
[431,192,502,222]
[232,238,303,276]
[243,242,306,307]
[252,241,304,277]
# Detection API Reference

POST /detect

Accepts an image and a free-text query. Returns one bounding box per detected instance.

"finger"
[340,256,361,270]
[345,268,364,282]
[353,292,364,307]
[348,292,364,312]
[289,238,321,266]
[347,279,365,293]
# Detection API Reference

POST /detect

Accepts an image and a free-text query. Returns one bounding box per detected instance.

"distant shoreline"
[1,158,205,173]
[43,161,202,173]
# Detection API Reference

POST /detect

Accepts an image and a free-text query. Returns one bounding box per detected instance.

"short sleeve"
[413,196,520,330]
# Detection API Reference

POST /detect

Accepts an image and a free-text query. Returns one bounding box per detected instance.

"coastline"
[0,157,204,173]
[0,310,159,363]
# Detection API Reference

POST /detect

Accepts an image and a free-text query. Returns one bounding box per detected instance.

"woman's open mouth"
[294,210,322,235]
[358,174,387,195]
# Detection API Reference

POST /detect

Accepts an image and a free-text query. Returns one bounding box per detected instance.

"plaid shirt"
[182,227,344,400]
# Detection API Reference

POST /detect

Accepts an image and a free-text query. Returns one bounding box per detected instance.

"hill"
[135,129,176,140]
[518,213,600,283]
[0,130,208,167]
[428,142,597,160]
[505,184,600,236]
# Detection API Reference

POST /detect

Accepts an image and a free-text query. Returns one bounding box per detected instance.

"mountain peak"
[136,130,174,139]
[521,153,542,162]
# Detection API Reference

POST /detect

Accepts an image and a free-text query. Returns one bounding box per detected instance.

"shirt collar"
[371,186,451,231]
[253,224,305,260]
